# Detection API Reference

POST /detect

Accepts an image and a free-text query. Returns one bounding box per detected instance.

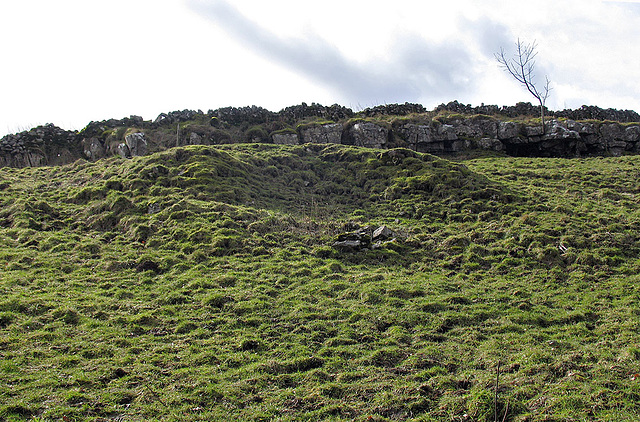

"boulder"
[332,229,371,251]
[125,132,147,156]
[625,125,640,143]
[472,117,499,138]
[83,138,105,160]
[599,123,625,142]
[433,123,458,141]
[189,132,203,145]
[373,225,394,241]
[399,124,445,152]
[542,120,580,141]
[566,120,596,135]
[399,124,432,148]
[477,138,505,151]
[524,125,544,137]
[349,122,388,148]
[498,121,521,140]
[272,132,299,145]
[300,123,342,144]
[116,143,131,158]
[451,120,483,138]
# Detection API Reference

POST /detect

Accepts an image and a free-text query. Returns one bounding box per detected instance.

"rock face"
[0,124,79,168]
[272,132,299,145]
[349,122,389,148]
[125,132,147,156]
[82,138,106,160]
[300,124,342,144]
[4,103,640,168]
[116,143,130,158]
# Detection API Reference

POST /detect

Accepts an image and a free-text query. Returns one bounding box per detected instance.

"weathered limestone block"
[567,120,596,134]
[399,124,431,145]
[524,125,544,137]
[0,152,45,168]
[624,125,640,143]
[189,132,203,145]
[473,117,499,138]
[600,123,625,141]
[272,132,299,145]
[498,121,522,140]
[116,143,131,158]
[83,138,106,160]
[125,132,147,156]
[450,140,473,152]
[300,123,342,144]
[350,122,388,148]
[542,120,580,141]
[433,123,457,141]
[477,138,505,151]
[449,119,484,138]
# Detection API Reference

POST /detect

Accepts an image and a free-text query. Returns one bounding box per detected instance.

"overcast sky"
[1,0,639,136]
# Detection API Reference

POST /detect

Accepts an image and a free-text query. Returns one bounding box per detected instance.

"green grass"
[2,144,640,421]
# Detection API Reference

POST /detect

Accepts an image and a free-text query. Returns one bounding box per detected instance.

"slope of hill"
[1,143,640,421]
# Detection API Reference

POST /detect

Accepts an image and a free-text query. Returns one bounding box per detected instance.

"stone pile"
[333,225,397,251]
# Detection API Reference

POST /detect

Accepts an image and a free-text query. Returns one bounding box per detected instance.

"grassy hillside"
[1,143,640,421]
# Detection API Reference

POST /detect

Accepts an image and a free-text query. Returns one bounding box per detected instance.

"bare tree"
[496,39,551,131]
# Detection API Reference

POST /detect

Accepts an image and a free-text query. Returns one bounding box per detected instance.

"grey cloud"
[462,15,514,58]
[187,0,484,105]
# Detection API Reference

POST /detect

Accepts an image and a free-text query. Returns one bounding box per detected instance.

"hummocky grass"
[1,143,640,421]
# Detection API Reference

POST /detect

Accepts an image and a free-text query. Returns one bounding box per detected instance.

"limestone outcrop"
[0,124,79,168]
[299,123,343,144]
[3,103,640,168]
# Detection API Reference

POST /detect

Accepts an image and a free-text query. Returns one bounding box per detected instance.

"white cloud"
[1,0,640,136]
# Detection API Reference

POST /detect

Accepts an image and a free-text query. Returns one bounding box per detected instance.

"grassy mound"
[1,144,640,421]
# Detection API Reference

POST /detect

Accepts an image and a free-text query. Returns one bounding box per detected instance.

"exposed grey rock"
[434,123,457,141]
[125,132,147,156]
[524,125,544,137]
[189,132,203,145]
[116,143,130,158]
[300,123,342,144]
[625,126,640,143]
[333,229,371,251]
[474,117,499,137]
[451,121,483,138]
[451,140,473,152]
[477,138,505,151]
[148,202,162,214]
[4,107,640,168]
[543,120,580,141]
[272,132,299,145]
[333,240,365,250]
[83,138,105,160]
[373,225,394,241]
[498,121,521,140]
[600,123,625,142]
[399,124,432,147]
[350,122,388,148]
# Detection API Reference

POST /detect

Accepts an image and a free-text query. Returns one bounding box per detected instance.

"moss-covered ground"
[1,143,640,421]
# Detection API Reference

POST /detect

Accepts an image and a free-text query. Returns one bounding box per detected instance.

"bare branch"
[496,39,552,131]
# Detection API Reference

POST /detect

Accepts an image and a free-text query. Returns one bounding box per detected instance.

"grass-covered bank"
[1,144,640,421]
